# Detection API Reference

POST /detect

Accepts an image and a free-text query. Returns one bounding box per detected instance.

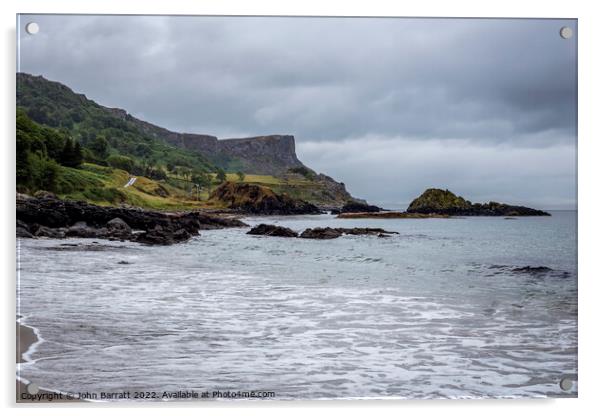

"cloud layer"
[18,15,577,208]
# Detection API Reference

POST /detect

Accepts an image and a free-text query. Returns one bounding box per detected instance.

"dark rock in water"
[106,217,132,237]
[209,182,322,215]
[340,201,383,213]
[16,226,34,238]
[16,195,247,245]
[65,221,106,238]
[512,266,554,275]
[343,228,399,236]
[485,264,570,278]
[16,220,33,238]
[134,228,192,245]
[33,225,66,239]
[247,224,298,237]
[117,260,131,264]
[299,227,343,239]
[330,208,341,215]
[299,227,398,239]
[407,188,550,216]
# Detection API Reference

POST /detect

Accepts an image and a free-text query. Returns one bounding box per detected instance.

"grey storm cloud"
[17,15,577,208]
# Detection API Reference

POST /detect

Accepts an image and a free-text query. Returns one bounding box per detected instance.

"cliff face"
[157,133,304,176]
[105,103,305,175]
[217,135,304,174]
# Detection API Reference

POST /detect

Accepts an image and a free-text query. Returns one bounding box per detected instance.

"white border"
[2,1,601,415]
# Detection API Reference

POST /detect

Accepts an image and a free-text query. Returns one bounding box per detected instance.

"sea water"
[16,212,577,399]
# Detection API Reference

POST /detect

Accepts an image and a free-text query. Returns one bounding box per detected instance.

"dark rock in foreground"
[407,188,550,216]
[247,224,298,237]
[209,182,322,215]
[299,227,399,239]
[340,201,383,214]
[16,194,247,245]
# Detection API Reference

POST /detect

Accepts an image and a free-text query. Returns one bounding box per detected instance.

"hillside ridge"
[17,73,307,176]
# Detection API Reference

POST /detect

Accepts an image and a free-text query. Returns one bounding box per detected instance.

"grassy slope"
[56,163,204,210]
[55,164,329,211]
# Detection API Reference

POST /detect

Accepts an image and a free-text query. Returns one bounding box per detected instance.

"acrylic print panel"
[16,15,577,402]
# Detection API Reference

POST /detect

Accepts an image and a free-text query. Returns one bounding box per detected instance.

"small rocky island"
[406,189,550,216]
[334,188,550,219]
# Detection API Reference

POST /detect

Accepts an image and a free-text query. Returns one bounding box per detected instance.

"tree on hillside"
[216,168,227,183]
[236,171,246,182]
[59,138,83,168]
[88,135,109,160]
[107,154,135,173]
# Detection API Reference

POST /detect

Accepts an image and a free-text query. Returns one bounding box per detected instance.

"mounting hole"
[27,382,40,394]
[559,26,573,39]
[559,377,573,391]
[25,22,39,35]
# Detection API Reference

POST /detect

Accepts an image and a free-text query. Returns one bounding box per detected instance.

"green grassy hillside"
[16,73,358,210]
[17,73,218,176]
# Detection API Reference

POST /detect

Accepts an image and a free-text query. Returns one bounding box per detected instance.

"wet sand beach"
[16,319,80,403]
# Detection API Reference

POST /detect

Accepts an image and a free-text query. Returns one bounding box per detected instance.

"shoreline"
[16,318,81,403]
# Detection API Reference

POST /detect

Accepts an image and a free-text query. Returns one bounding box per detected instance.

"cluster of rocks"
[209,182,322,215]
[407,188,551,216]
[16,193,247,245]
[247,224,398,239]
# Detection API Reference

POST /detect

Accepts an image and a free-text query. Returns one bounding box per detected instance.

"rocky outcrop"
[16,194,247,245]
[340,201,383,213]
[299,227,399,239]
[245,224,398,239]
[209,182,322,215]
[247,224,298,237]
[407,189,551,216]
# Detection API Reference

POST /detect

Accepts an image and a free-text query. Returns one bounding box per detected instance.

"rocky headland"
[16,193,247,245]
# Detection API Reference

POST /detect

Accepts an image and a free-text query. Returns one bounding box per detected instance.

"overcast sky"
[18,15,577,209]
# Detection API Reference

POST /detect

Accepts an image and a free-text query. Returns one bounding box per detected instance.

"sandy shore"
[16,319,80,403]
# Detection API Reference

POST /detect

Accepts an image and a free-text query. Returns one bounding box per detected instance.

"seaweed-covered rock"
[407,188,550,216]
[209,182,321,215]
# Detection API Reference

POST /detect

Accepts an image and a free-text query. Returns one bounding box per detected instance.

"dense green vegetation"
[16,109,83,192]
[17,73,218,179]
